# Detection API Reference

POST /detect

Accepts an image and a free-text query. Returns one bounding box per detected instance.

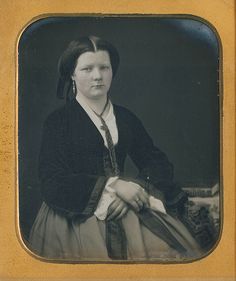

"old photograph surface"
[18,16,220,262]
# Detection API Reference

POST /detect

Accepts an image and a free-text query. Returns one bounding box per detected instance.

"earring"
[72,80,76,95]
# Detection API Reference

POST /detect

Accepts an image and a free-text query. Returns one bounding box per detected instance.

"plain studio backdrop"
[18,16,220,240]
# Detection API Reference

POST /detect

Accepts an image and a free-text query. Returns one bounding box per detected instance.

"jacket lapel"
[69,98,104,147]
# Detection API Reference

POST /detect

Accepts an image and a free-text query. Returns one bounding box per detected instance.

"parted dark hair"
[57,35,120,99]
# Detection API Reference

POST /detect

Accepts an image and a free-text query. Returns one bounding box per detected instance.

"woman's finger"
[115,206,129,220]
[107,198,121,214]
[129,200,140,212]
[107,201,124,220]
[135,197,144,209]
[130,182,149,203]
[138,192,150,207]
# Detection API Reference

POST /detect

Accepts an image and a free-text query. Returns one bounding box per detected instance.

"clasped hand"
[107,179,149,221]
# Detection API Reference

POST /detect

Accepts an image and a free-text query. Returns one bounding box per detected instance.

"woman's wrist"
[109,178,126,193]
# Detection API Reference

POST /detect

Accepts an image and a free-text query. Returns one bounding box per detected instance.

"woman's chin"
[89,90,108,99]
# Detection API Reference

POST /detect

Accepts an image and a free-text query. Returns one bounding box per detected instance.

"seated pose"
[29,35,202,261]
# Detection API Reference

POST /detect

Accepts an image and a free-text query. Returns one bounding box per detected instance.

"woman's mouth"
[92,85,104,88]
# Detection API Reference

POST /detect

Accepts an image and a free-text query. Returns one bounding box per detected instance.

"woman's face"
[72,50,113,101]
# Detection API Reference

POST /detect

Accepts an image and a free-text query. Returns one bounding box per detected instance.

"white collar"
[76,94,114,123]
[75,94,118,147]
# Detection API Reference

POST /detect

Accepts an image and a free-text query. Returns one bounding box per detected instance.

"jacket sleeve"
[38,112,108,218]
[126,111,188,212]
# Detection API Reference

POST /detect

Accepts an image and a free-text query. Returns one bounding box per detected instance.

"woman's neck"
[76,93,109,117]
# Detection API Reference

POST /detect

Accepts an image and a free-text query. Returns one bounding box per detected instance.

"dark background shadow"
[18,16,220,240]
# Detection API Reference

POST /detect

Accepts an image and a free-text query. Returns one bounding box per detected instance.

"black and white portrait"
[18,16,220,262]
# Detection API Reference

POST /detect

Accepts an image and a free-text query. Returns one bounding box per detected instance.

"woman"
[29,35,201,261]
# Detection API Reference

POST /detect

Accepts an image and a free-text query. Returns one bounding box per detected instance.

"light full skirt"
[28,202,201,261]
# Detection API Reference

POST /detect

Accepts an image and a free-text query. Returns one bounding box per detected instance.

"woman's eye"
[82,67,92,72]
[100,65,110,70]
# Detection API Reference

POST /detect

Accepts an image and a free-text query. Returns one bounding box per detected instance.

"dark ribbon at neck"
[92,98,119,176]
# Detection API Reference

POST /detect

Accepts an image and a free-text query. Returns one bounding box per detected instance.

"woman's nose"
[92,68,102,80]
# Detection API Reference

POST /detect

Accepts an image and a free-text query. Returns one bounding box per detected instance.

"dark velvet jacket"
[39,98,187,220]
